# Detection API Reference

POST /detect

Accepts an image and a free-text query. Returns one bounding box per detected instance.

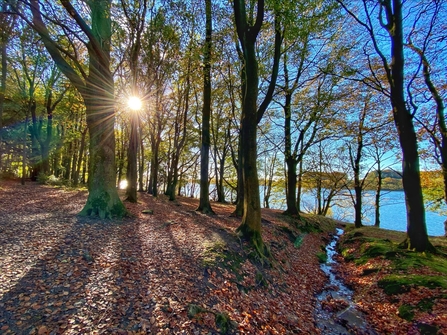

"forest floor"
[0,180,446,335]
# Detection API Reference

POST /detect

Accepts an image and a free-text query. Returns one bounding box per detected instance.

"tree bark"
[125,112,138,202]
[407,40,446,236]
[374,166,382,227]
[29,0,126,218]
[0,4,7,172]
[284,92,299,216]
[233,0,264,254]
[232,0,280,255]
[138,124,145,192]
[382,0,431,251]
[197,0,214,214]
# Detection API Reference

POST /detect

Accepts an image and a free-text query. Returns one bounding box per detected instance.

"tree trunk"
[408,40,446,237]
[374,167,382,227]
[78,1,126,217]
[197,0,214,214]
[0,8,6,172]
[70,137,79,183]
[63,142,72,181]
[22,115,29,185]
[138,125,145,191]
[125,113,138,202]
[41,104,53,174]
[353,185,362,228]
[239,110,264,253]
[385,0,431,251]
[283,90,299,216]
[30,0,126,218]
[0,2,14,172]
[80,93,126,218]
[285,157,299,215]
[297,157,304,213]
[235,31,265,254]
[232,0,280,256]
[148,139,160,196]
[231,135,244,216]
[73,127,87,186]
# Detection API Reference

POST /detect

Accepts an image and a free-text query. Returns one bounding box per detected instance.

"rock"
[336,306,368,330]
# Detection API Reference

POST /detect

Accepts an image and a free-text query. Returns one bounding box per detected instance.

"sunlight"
[128,96,142,111]
[119,180,128,189]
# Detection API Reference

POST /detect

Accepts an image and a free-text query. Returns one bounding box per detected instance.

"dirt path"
[0,181,328,334]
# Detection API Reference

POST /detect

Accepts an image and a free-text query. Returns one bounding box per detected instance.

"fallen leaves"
[0,180,332,334]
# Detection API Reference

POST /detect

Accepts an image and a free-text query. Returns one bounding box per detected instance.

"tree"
[337,0,433,251]
[275,0,339,216]
[196,0,215,213]
[0,2,16,172]
[17,0,127,218]
[141,7,178,197]
[303,140,348,216]
[404,0,447,237]
[121,0,148,203]
[232,0,281,255]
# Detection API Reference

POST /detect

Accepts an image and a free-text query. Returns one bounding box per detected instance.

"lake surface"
[264,189,446,237]
[187,184,446,237]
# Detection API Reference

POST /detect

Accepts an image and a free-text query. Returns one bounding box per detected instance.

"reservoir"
[302,190,446,236]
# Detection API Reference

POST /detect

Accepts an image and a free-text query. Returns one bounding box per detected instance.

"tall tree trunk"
[22,115,29,185]
[29,100,40,181]
[233,0,280,255]
[30,0,126,218]
[217,150,226,202]
[63,142,72,181]
[70,137,78,183]
[234,11,263,251]
[231,135,244,216]
[73,127,87,186]
[0,2,14,172]
[41,101,53,174]
[197,0,214,214]
[148,136,160,196]
[382,0,431,251]
[285,158,299,215]
[283,84,299,216]
[80,89,126,217]
[407,40,447,237]
[138,124,145,191]
[375,166,382,227]
[350,104,367,228]
[77,1,126,218]
[0,7,6,172]
[297,154,304,213]
[126,113,138,202]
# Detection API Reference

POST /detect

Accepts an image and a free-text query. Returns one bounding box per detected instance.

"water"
[327,191,446,237]
[272,189,446,236]
[315,228,376,334]
[187,184,446,236]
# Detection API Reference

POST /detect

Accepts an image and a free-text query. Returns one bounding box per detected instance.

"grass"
[339,225,447,295]
[378,274,447,295]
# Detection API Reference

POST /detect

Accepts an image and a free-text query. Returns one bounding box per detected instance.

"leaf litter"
[4,180,440,334]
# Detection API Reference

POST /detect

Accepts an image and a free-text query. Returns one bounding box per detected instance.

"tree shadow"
[0,215,119,334]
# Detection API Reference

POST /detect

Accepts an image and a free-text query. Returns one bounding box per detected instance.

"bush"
[37,172,49,184]
[37,173,64,186]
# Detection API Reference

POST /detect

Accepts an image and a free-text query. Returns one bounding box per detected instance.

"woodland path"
[0,181,327,334]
